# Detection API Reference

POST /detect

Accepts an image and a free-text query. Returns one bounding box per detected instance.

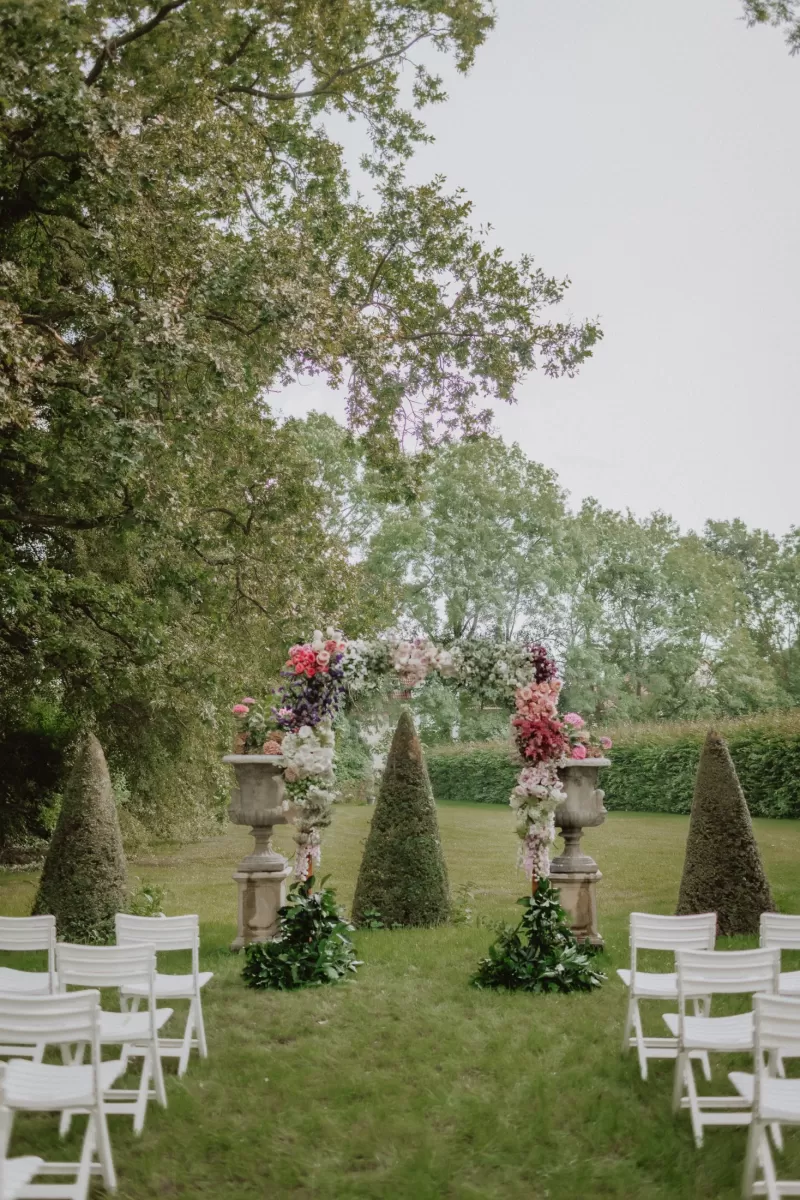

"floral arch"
[232,632,611,880]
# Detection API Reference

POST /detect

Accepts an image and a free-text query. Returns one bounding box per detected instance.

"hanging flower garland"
[231,632,610,881]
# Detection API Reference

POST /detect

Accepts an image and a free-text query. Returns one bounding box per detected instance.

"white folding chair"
[115,914,212,1077]
[0,990,122,1199]
[618,912,717,1080]
[761,914,800,997]
[729,993,800,1199]
[0,1102,42,1200]
[0,916,56,997]
[56,943,171,1136]
[664,947,780,1148]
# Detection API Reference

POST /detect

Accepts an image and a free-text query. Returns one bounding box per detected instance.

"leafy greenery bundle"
[242,877,360,991]
[473,878,605,994]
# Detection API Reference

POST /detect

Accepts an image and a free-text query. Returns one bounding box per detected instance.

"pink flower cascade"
[509,649,612,881]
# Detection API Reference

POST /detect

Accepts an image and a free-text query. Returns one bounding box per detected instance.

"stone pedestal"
[223,755,295,952]
[549,757,610,949]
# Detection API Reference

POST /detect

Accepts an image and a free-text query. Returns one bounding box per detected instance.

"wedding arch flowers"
[231,632,610,881]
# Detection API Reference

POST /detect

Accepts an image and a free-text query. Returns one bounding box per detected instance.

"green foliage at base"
[425,711,800,818]
[473,878,606,994]
[32,732,128,943]
[242,877,360,991]
[352,710,450,927]
[677,731,774,935]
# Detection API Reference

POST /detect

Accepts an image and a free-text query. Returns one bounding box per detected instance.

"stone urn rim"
[558,756,611,769]
[223,754,284,765]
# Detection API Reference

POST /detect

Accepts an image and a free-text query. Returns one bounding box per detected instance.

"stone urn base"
[549,757,610,949]
[223,755,294,951]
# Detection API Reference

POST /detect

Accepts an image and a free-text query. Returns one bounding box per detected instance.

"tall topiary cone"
[677,730,774,935]
[352,709,450,927]
[33,732,128,942]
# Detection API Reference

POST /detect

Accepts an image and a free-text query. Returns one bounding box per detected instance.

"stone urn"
[549,757,610,948]
[223,755,294,951]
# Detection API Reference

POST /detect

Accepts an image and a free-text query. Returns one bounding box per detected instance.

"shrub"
[424,711,800,819]
[242,876,360,990]
[32,732,128,942]
[677,731,774,935]
[352,709,450,927]
[473,878,606,994]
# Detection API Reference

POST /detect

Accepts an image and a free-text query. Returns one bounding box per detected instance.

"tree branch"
[84,0,192,86]
[223,28,437,103]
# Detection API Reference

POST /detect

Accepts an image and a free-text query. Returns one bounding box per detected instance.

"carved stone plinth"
[549,757,610,949]
[223,755,295,951]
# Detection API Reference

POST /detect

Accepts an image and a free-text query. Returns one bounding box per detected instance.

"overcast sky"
[277,0,800,537]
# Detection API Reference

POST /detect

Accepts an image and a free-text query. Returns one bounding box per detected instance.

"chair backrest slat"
[0,989,99,1044]
[760,912,800,951]
[754,993,800,1056]
[115,913,198,953]
[56,943,155,990]
[0,915,55,952]
[630,912,716,953]
[677,947,779,997]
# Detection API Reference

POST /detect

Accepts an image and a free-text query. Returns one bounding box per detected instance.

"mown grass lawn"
[2,805,800,1199]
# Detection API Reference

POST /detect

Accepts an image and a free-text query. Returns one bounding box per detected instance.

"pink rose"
[571,744,588,760]
[242,697,257,705]
[232,704,249,715]
[284,767,299,783]
[600,736,613,750]
[563,712,585,728]
[316,650,331,667]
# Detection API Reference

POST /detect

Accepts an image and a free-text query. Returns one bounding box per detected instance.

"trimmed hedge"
[424,712,800,819]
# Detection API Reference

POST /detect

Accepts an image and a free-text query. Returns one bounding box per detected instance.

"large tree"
[0,1,600,833]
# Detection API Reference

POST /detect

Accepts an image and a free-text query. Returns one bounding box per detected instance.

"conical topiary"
[676,730,774,935]
[352,709,450,927]
[33,732,128,942]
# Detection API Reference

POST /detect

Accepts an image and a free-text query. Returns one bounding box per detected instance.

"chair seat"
[663,1010,754,1051]
[779,970,800,996]
[617,969,677,998]
[729,1071,800,1123]
[2,1155,44,1200]
[121,971,213,999]
[98,1008,173,1043]
[0,967,51,995]
[2,1057,126,1109]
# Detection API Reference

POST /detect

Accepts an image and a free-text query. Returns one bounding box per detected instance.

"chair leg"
[177,1002,196,1077]
[195,993,208,1059]
[683,1057,704,1149]
[94,1104,117,1193]
[672,1052,686,1114]
[75,1113,96,1200]
[60,1042,86,1137]
[632,1001,649,1081]
[769,1122,783,1153]
[132,1048,152,1135]
[758,1126,781,1200]
[152,1036,168,1108]
[742,1120,760,1199]
[622,994,634,1053]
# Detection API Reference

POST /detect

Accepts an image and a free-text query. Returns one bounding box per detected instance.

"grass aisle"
[2,807,799,1199]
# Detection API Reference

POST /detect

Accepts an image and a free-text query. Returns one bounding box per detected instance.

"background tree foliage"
[291,422,800,736]
[0,0,600,845]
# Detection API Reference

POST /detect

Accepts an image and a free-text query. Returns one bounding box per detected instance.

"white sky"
[276,0,800,537]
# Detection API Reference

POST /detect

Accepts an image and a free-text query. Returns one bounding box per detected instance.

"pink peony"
[562,712,585,728]
[241,697,257,705]
[600,736,613,750]
[262,740,283,755]
[232,704,249,715]
[316,650,331,667]
[571,744,588,759]
[284,766,299,783]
